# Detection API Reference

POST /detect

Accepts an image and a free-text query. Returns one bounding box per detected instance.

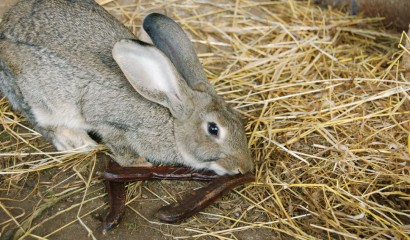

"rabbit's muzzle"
[214,154,254,175]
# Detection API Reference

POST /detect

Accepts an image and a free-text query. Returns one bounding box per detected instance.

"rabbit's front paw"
[52,127,97,151]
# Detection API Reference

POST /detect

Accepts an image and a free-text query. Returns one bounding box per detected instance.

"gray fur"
[0,0,253,175]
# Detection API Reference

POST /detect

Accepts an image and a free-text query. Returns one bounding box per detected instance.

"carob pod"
[103,160,254,230]
[103,164,219,182]
[157,172,255,223]
[103,180,126,234]
[103,160,219,232]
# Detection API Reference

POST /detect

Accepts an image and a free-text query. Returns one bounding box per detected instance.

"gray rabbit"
[0,0,253,175]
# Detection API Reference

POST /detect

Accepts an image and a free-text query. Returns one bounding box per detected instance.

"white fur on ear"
[113,39,193,119]
[113,40,178,99]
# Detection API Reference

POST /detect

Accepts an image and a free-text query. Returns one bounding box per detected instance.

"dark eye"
[207,122,219,137]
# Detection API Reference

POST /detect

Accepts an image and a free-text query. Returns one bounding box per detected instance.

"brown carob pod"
[103,181,126,234]
[103,163,219,182]
[103,160,218,232]
[103,160,254,231]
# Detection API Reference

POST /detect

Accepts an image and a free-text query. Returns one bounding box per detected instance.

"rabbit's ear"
[143,13,216,95]
[113,39,193,120]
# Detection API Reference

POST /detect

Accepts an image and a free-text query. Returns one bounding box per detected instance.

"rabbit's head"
[113,13,253,175]
[173,90,253,175]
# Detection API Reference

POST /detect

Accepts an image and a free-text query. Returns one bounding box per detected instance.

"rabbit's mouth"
[208,162,241,175]
[213,154,254,175]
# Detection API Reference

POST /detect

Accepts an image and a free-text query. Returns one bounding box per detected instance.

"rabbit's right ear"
[113,39,193,120]
[143,13,217,96]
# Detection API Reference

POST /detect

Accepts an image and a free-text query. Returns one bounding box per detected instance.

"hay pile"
[1,0,409,239]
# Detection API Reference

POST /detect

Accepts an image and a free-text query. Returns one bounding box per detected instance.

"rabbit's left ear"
[113,39,193,120]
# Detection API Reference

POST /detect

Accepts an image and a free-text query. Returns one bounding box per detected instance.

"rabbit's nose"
[237,166,250,174]
[238,159,254,174]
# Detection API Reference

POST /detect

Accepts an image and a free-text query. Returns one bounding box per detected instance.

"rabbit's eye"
[207,122,219,137]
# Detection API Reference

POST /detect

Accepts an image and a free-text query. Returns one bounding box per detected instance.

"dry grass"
[1,0,410,239]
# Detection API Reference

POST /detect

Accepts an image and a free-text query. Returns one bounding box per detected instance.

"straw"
[1,0,409,239]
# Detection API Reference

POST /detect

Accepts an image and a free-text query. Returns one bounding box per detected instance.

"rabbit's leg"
[44,126,98,151]
[0,60,37,122]
[101,135,153,167]
[0,64,96,151]
[109,148,153,167]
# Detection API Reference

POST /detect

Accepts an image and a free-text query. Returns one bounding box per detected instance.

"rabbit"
[0,0,253,175]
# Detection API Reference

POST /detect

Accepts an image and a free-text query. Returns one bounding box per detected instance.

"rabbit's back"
[0,0,134,60]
